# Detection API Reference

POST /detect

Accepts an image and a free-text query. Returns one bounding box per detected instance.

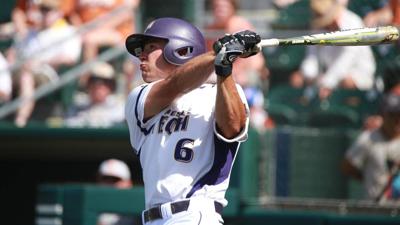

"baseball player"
[124,17,260,224]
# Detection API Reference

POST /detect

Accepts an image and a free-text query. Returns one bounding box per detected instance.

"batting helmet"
[125,17,206,65]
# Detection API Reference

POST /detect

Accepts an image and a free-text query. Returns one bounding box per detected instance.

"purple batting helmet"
[125,17,206,65]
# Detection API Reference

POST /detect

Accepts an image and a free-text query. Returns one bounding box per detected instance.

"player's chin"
[141,73,154,83]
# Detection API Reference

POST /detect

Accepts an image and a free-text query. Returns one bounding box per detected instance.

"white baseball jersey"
[346,129,400,199]
[125,82,249,209]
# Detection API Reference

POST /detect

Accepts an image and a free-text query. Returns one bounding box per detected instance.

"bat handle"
[256,38,280,51]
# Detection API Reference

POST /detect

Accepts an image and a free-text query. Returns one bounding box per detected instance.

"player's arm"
[144,51,215,120]
[213,31,260,138]
[215,75,246,138]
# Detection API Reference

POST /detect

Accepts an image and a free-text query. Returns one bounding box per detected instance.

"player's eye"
[143,43,158,53]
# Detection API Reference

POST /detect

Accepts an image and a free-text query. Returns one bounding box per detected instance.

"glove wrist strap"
[215,65,232,77]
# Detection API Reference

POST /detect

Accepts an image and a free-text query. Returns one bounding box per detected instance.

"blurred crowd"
[0,0,397,206]
[0,0,140,128]
[0,0,398,133]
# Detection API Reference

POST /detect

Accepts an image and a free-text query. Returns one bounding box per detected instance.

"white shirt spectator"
[301,8,376,90]
[346,129,400,199]
[64,95,125,128]
[16,18,81,64]
[0,52,11,102]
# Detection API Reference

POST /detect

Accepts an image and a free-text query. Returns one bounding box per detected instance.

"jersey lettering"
[157,110,190,135]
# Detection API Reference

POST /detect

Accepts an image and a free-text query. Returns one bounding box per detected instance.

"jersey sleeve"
[125,83,159,154]
[345,131,370,170]
[214,84,250,143]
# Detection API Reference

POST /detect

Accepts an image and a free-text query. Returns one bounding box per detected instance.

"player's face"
[139,39,177,83]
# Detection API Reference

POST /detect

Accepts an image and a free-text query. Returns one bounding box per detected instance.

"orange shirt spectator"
[390,0,400,25]
[205,0,268,86]
[68,0,140,87]
[69,0,139,41]
[14,0,74,36]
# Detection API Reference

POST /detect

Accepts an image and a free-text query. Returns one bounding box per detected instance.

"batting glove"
[233,30,261,58]
[213,31,261,58]
[213,35,245,77]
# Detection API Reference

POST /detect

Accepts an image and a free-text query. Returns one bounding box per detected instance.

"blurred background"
[1,0,400,225]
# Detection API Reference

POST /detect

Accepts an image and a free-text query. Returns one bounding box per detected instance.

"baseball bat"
[257,26,399,49]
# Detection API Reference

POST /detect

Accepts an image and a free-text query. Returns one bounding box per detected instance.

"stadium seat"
[0,0,16,52]
[263,0,310,85]
[307,105,360,129]
[267,103,298,125]
[142,0,196,23]
[271,0,311,30]
[266,85,317,126]
[348,0,387,18]
[263,46,306,86]
[307,89,379,129]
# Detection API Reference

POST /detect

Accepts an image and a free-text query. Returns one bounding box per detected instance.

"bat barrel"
[362,26,399,45]
[257,26,400,49]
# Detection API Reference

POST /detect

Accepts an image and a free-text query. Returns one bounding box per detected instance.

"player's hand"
[213,34,245,64]
[213,34,246,77]
[233,30,261,58]
[213,30,261,58]
[213,47,232,77]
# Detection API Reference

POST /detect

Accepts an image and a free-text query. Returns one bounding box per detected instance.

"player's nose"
[139,51,148,61]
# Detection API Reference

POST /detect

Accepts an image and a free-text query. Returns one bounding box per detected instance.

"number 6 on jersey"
[174,138,195,163]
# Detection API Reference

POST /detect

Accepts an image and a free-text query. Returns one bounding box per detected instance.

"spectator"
[290,0,376,99]
[272,0,299,9]
[0,52,12,103]
[8,0,82,127]
[97,158,133,189]
[363,63,400,130]
[342,93,400,202]
[205,0,272,131]
[383,63,400,95]
[68,0,141,86]
[389,0,400,26]
[64,62,125,128]
[362,0,392,27]
[96,159,136,225]
[206,0,268,86]
[12,0,74,42]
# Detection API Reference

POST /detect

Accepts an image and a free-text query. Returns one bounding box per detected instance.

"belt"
[143,200,223,223]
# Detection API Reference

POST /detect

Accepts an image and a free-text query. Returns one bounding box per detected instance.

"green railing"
[36,184,400,225]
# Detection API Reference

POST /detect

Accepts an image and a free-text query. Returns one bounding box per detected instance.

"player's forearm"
[144,52,215,120]
[164,51,215,95]
[215,76,246,139]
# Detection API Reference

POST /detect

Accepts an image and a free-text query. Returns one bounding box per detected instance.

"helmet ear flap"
[175,46,194,58]
[163,38,204,65]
